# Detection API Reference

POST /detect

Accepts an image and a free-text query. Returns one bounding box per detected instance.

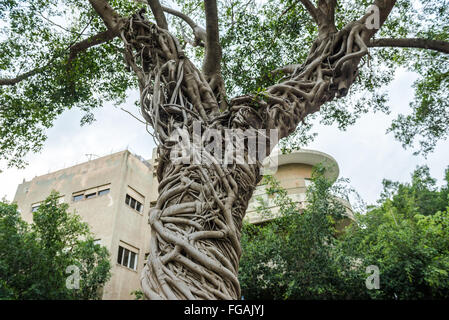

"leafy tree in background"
[0,192,111,300]
[341,165,449,299]
[379,165,449,217]
[240,165,449,300]
[239,167,367,299]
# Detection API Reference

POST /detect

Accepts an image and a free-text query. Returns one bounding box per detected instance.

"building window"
[125,194,130,206]
[117,246,123,263]
[32,197,64,211]
[125,194,143,213]
[73,194,84,202]
[117,245,138,271]
[98,189,110,196]
[72,185,111,202]
[85,192,97,199]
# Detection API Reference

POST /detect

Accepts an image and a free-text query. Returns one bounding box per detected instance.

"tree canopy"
[0,192,111,299]
[0,0,448,167]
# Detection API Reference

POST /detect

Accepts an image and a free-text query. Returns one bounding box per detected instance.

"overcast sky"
[1,68,448,207]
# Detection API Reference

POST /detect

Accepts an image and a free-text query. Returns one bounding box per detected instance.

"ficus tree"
[1,0,448,299]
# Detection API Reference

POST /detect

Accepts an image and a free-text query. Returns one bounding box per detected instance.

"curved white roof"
[262,148,340,182]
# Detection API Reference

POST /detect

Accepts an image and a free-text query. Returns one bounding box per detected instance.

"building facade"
[13,150,157,299]
[245,149,354,225]
[13,148,350,299]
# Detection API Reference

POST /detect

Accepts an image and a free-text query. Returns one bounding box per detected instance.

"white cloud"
[307,69,449,205]
[0,91,156,201]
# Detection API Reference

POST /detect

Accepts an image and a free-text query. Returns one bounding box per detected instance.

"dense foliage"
[239,165,449,299]
[0,192,111,299]
[342,165,449,299]
[239,168,366,299]
[1,0,448,167]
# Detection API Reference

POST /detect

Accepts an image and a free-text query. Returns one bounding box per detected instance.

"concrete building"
[245,149,354,225]
[13,150,158,300]
[13,148,350,299]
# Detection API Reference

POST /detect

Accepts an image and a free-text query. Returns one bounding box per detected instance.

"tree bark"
[119,2,396,300]
[369,38,449,54]
[122,13,253,299]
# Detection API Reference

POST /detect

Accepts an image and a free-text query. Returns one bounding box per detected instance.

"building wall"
[245,163,313,224]
[105,152,153,300]
[13,150,154,300]
[245,151,353,225]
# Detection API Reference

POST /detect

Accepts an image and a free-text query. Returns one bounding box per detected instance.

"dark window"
[117,246,124,264]
[98,189,110,196]
[73,194,84,202]
[129,252,136,270]
[123,249,129,267]
[117,245,137,270]
[125,194,143,214]
[85,192,97,199]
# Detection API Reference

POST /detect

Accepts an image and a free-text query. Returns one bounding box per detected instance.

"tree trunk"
[122,11,372,300]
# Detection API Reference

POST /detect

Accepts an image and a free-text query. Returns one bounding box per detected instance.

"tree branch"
[298,0,319,24]
[369,38,449,54]
[68,29,120,63]
[202,0,226,108]
[37,12,85,36]
[203,0,222,76]
[359,0,397,40]
[298,0,337,37]
[0,68,45,86]
[317,0,337,35]
[0,29,119,86]
[2,1,122,86]
[232,1,400,141]
[88,0,122,30]
[161,5,206,46]
[146,0,168,29]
